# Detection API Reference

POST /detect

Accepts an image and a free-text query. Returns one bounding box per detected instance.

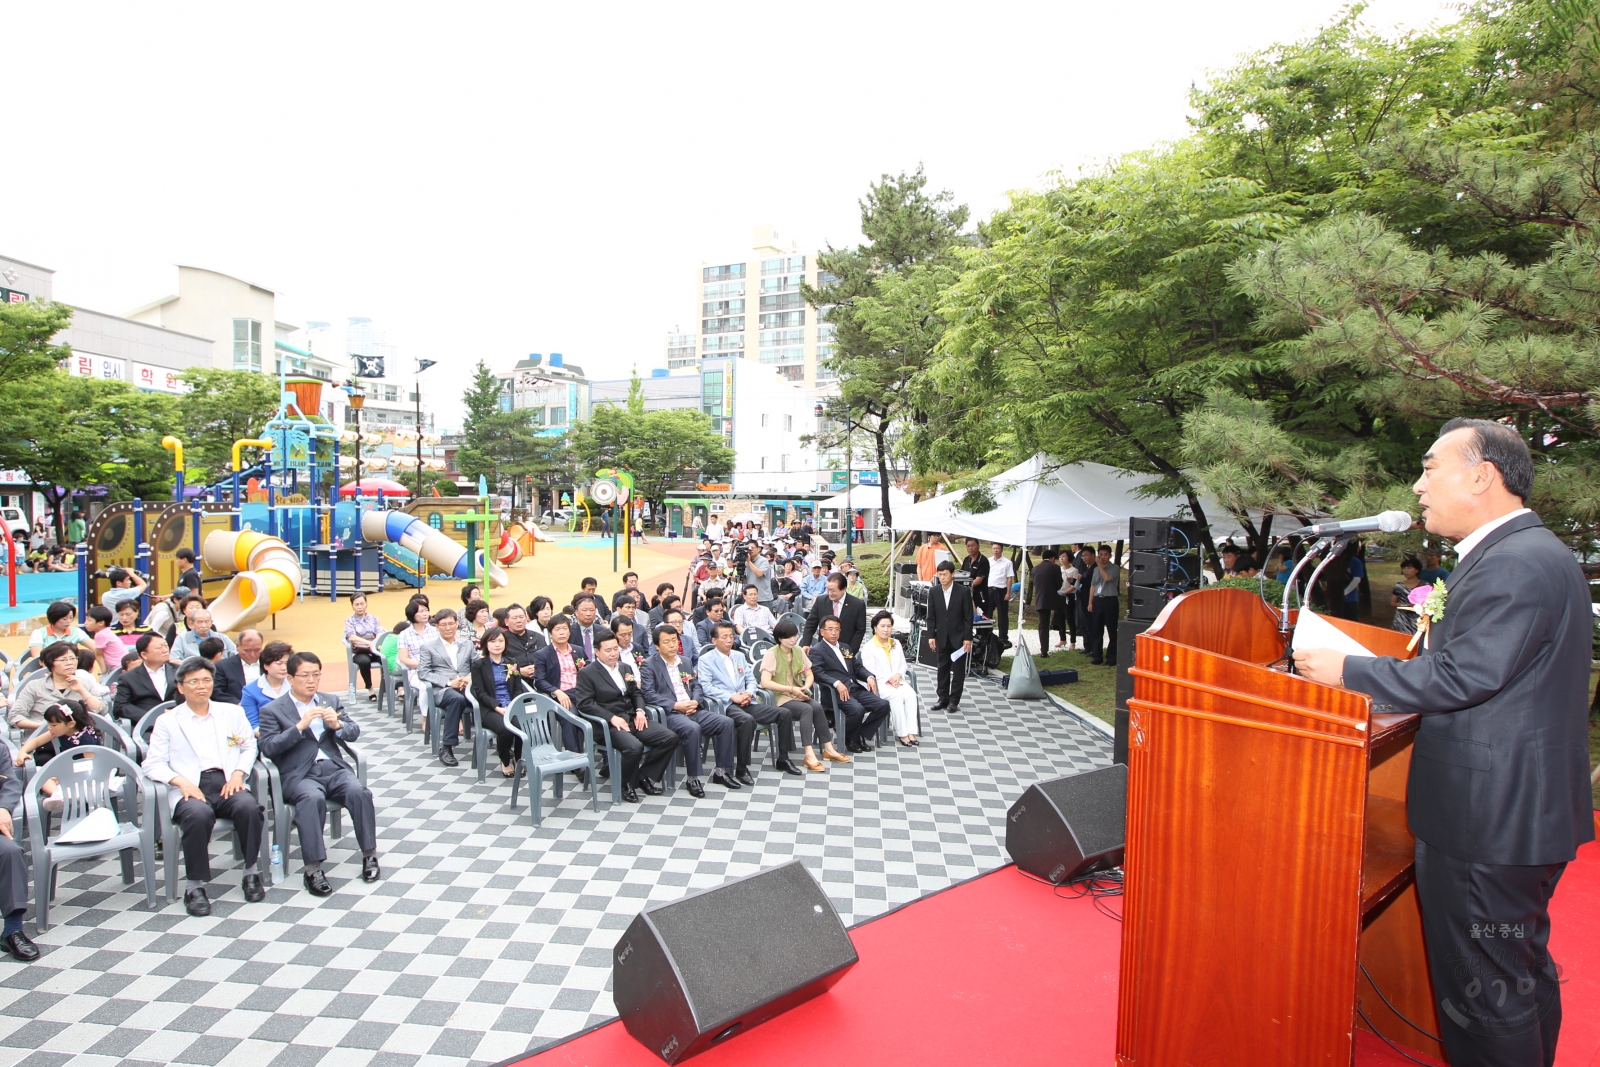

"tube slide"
[362,511,508,589]
[202,529,304,631]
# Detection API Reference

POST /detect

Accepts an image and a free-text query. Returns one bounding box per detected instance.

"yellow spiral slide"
[203,530,303,631]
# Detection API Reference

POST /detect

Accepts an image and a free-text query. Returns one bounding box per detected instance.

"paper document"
[55,806,119,845]
[950,646,967,663]
[1290,609,1378,658]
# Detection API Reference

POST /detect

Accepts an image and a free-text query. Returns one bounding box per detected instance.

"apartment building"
[494,353,591,438]
[666,225,838,388]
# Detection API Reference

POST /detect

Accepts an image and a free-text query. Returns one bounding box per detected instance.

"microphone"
[1287,511,1413,538]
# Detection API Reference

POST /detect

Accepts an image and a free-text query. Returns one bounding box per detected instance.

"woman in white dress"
[860,610,919,747]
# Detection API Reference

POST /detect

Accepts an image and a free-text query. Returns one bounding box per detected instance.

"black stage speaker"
[1128,516,1201,552]
[1127,584,1182,620]
[1114,618,1153,765]
[1128,550,1201,588]
[613,860,858,1063]
[1006,765,1128,884]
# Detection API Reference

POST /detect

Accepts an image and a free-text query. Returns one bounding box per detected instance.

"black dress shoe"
[947,704,960,714]
[710,769,742,790]
[242,873,265,902]
[639,778,664,797]
[686,778,706,798]
[622,787,641,803]
[303,870,333,896]
[736,770,756,787]
[184,887,211,917]
[931,701,949,711]
[777,761,805,777]
[597,761,611,780]
[1,932,38,962]
[439,746,459,767]
[571,767,588,785]
[362,855,381,882]
[1089,657,1103,666]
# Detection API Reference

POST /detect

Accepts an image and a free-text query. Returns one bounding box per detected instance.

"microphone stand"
[1278,536,1334,635]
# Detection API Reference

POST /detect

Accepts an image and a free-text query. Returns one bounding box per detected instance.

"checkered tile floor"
[0,667,1110,1067]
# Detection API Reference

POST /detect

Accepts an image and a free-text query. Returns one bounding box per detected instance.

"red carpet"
[514,841,1600,1067]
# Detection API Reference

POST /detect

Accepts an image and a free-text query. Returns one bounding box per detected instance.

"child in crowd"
[13,701,104,814]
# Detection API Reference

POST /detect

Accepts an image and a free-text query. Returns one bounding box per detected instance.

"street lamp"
[415,359,438,497]
[338,383,367,499]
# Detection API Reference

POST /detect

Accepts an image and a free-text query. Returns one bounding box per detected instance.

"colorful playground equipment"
[361,510,509,589]
[202,529,303,630]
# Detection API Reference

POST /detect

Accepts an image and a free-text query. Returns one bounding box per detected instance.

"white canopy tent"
[890,454,1250,547]
[816,484,918,513]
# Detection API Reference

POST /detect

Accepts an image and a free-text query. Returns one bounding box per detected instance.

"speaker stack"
[613,861,858,1063]
[1005,765,1128,884]
[1117,517,1203,763]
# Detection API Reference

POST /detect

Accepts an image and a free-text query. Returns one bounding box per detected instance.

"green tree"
[569,377,734,518]
[457,360,570,504]
[456,361,504,490]
[0,300,74,387]
[0,372,178,538]
[803,167,970,526]
[176,368,284,487]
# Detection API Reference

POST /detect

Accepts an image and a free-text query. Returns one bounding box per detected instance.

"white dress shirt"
[179,705,227,772]
[241,659,261,685]
[1452,508,1533,562]
[145,663,169,696]
[602,661,628,694]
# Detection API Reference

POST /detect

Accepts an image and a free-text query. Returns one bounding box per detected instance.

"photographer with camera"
[98,567,148,614]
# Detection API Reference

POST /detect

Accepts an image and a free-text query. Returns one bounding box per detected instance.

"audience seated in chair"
[419,609,478,768]
[807,615,892,753]
[760,617,847,771]
[574,630,678,803]
[469,627,530,778]
[140,656,266,916]
[258,651,379,895]
[213,630,264,706]
[639,624,738,798]
[240,642,294,732]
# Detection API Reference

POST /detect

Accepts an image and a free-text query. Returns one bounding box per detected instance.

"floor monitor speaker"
[613,860,858,1063]
[1005,765,1127,884]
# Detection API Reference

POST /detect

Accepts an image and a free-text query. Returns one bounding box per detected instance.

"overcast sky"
[5,0,1462,430]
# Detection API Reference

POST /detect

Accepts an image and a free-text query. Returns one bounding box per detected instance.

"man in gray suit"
[1296,418,1594,1067]
[419,608,478,768]
[0,735,35,960]
[258,651,378,895]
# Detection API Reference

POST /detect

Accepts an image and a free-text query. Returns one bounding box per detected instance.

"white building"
[495,353,591,438]
[589,358,823,495]
[127,265,340,385]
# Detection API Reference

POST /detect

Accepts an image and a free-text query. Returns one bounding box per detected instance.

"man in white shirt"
[142,657,266,916]
[731,584,778,635]
[213,629,263,705]
[986,542,1017,646]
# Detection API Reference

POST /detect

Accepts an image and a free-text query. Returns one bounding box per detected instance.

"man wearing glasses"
[143,657,267,916]
[258,652,379,895]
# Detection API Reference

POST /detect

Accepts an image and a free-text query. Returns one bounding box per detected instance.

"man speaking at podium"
[1294,418,1594,1067]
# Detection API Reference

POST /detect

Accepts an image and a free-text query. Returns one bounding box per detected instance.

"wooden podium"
[1117,588,1444,1065]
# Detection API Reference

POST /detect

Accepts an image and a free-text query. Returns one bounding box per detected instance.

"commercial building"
[127,265,341,385]
[669,225,838,388]
[589,358,824,496]
[494,353,591,437]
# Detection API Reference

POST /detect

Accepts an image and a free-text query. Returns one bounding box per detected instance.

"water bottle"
[270,844,283,883]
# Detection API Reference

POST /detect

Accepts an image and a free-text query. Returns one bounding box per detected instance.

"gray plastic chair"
[261,744,368,873]
[132,701,179,762]
[25,746,157,931]
[151,763,269,897]
[505,693,597,825]
[90,712,138,761]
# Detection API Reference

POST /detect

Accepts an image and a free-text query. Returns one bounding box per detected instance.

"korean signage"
[0,288,27,304]
[67,353,126,382]
[131,362,190,393]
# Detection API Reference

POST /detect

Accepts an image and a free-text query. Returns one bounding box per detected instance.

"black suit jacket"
[807,639,871,693]
[112,662,179,722]
[801,593,867,652]
[470,655,532,713]
[502,627,546,668]
[927,580,974,649]
[214,654,250,706]
[575,660,644,723]
[257,692,360,793]
[1342,512,1596,866]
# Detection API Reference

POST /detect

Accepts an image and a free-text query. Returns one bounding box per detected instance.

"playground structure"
[362,509,509,589]
[56,363,526,629]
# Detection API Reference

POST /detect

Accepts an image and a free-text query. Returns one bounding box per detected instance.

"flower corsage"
[1404,583,1448,652]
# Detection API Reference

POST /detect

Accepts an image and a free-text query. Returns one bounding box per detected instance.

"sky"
[4,0,1464,430]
